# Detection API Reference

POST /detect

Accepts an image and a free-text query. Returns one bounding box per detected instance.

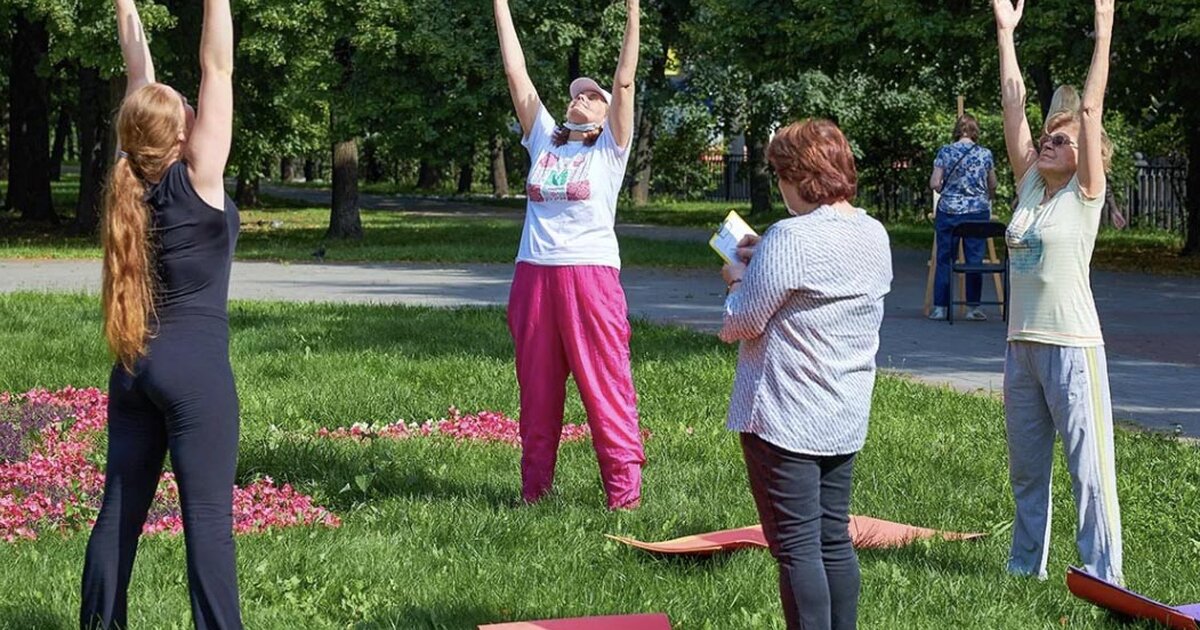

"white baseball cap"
[569,77,612,104]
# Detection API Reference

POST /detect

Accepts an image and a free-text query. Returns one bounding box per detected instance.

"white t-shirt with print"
[1006,170,1105,347]
[518,105,630,269]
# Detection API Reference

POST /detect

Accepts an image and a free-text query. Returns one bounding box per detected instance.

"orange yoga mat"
[1067,567,1200,630]
[479,613,672,629]
[606,515,985,555]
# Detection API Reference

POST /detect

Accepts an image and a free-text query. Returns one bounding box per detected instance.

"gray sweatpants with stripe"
[1003,341,1124,584]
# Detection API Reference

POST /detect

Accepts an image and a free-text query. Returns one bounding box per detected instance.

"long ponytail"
[101,156,156,371]
[101,83,184,371]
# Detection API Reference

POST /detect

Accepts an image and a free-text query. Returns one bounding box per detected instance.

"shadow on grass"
[229,303,516,360]
[239,436,519,512]
[613,545,745,571]
[357,603,521,630]
[228,302,727,363]
[858,542,995,577]
[0,604,71,630]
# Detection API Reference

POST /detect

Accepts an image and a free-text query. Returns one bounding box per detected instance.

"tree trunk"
[417,160,442,190]
[1028,64,1055,119]
[49,104,71,181]
[748,132,772,215]
[304,157,316,182]
[235,174,260,207]
[456,151,474,194]
[567,43,581,81]
[7,15,55,223]
[327,138,362,239]
[74,69,116,235]
[0,25,9,184]
[280,156,295,182]
[630,47,667,206]
[1182,125,1200,256]
[630,93,655,206]
[0,102,7,182]
[490,134,508,197]
[361,141,385,183]
[65,114,76,162]
[326,35,362,240]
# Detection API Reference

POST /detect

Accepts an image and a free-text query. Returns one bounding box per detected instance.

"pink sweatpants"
[507,262,645,509]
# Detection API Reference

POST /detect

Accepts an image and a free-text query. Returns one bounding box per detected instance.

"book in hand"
[709,211,758,264]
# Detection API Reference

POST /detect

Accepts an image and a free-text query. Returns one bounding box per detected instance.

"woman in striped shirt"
[720,119,892,630]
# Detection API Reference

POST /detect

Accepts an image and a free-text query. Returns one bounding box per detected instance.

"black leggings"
[741,433,860,630]
[81,326,242,630]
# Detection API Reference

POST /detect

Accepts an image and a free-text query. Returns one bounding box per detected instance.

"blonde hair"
[1046,85,1081,121]
[1043,84,1112,172]
[102,83,184,370]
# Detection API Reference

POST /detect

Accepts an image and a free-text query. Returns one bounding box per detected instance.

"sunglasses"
[1039,133,1077,150]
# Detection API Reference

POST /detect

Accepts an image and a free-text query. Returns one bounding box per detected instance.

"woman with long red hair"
[81,0,241,626]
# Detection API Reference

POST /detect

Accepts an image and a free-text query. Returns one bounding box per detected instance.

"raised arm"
[1077,0,1114,200]
[114,0,155,97]
[608,0,639,150]
[494,0,541,139]
[184,0,234,209]
[993,0,1037,183]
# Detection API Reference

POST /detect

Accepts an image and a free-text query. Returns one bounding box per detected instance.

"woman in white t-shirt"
[992,0,1123,584]
[492,0,644,509]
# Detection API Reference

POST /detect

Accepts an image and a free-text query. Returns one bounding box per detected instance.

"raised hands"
[1094,0,1115,38]
[183,0,234,209]
[608,0,640,149]
[494,0,541,139]
[991,0,1025,32]
[1077,0,1115,199]
[113,0,156,96]
[993,0,1037,181]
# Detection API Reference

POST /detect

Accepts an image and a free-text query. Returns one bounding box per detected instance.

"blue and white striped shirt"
[720,206,893,456]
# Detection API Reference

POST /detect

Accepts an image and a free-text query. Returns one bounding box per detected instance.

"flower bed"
[0,387,339,543]
[316,406,592,446]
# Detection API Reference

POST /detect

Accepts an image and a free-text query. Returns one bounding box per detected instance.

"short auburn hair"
[953,114,980,142]
[767,119,857,205]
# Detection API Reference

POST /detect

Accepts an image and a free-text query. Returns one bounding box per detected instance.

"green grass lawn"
[1,293,1197,629]
[0,206,713,268]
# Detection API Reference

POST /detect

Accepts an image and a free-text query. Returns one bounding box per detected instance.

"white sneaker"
[927,306,947,320]
[965,307,988,321]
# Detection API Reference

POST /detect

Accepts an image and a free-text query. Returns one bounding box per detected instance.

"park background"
[1,1,1199,628]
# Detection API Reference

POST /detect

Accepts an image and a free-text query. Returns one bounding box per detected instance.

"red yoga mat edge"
[1066,566,1200,630]
[478,612,672,629]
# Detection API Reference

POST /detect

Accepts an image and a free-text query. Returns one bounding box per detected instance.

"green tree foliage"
[3,0,1195,255]
[228,0,330,203]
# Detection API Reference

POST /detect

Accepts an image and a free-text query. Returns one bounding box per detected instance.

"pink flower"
[2,387,339,543]
[316,408,596,447]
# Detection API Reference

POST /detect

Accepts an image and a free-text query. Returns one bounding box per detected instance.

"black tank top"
[146,160,240,324]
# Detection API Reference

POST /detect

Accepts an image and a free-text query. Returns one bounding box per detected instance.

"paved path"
[4,251,1197,435]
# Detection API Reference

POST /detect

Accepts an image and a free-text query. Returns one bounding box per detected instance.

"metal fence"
[695,153,1189,233]
[1122,156,1188,231]
[698,153,751,202]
